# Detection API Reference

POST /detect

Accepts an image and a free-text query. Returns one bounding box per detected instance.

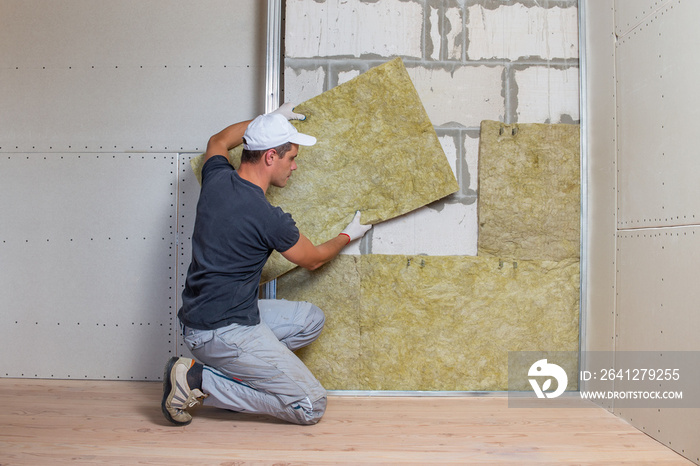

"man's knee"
[296,395,327,425]
[306,303,325,335]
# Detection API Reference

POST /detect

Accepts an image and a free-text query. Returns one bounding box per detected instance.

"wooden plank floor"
[0,379,692,465]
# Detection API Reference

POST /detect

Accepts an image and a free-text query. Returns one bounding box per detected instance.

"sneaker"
[161,357,207,426]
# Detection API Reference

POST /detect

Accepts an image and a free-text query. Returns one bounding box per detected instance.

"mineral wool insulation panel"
[281,254,580,391]
[191,58,460,282]
[0,154,178,379]
[278,119,580,391]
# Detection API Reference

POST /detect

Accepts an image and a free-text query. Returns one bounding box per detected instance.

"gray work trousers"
[182,299,327,425]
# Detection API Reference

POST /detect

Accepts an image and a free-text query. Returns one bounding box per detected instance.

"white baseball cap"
[243,113,317,150]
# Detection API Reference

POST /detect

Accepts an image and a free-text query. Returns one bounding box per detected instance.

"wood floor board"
[0,379,691,465]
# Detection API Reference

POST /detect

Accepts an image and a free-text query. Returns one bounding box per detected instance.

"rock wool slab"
[276,255,363,390]
[278,254,579,391]
[192,58,458,282]
[478,121,580,261]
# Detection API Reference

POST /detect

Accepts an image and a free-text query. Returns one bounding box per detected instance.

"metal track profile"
[263,0,282,300]
[265,0,282,114]
[577,0,588,387]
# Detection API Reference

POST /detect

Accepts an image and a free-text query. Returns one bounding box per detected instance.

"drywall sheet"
[0,0,265,153]
[478,121,580,261]
[0,153,177,379]
[278,254,579,391]
[614,0,673,36]
[581,0,618,411]
[585,2,700,462]
[616,228,700,353]
[176,154,205,357]
[615,0,700,229]
[192,58,459,282]
[615,227,700,459]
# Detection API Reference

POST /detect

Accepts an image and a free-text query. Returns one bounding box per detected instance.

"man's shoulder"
[205,154,229,163]
[202,155,232,175]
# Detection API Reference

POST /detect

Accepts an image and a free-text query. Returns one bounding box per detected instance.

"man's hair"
[241,141,293,164]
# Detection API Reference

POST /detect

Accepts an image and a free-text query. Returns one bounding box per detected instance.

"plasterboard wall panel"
[0,0,267,380]
[175,153,202,356]
[0,0,265,153]
[616,228,700,352]
[614,0,673,37]
[0,154,177,241]
[581,0,617,410]
[614,407,699,464]
[0,66,253,153]
[0,0,260,68]
[0,153,178,379]
[616,0,700,229]
[615,227,700,463]
[586,1,700,461]
[4,310,173,380]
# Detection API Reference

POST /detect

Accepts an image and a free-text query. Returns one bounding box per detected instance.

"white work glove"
[269,102,306,121]
[340,211,372,244]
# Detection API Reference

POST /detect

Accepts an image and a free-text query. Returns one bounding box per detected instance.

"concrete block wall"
[284,0,579,256]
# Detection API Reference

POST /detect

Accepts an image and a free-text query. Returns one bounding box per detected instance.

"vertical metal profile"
[264,0,283,299]
[577,0,588,384]
[265,0,282,114]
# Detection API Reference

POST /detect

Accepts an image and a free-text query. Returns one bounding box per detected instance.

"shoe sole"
[161,356,192,426]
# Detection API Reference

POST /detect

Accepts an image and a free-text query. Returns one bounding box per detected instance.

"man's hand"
[269,102,306,121]
[281,211,371,271]
[340,211,372,244]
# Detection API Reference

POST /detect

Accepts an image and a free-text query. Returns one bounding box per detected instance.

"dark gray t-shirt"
[178,156,299,330]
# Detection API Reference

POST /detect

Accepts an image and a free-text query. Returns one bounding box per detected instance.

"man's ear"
[264,149,277,166]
